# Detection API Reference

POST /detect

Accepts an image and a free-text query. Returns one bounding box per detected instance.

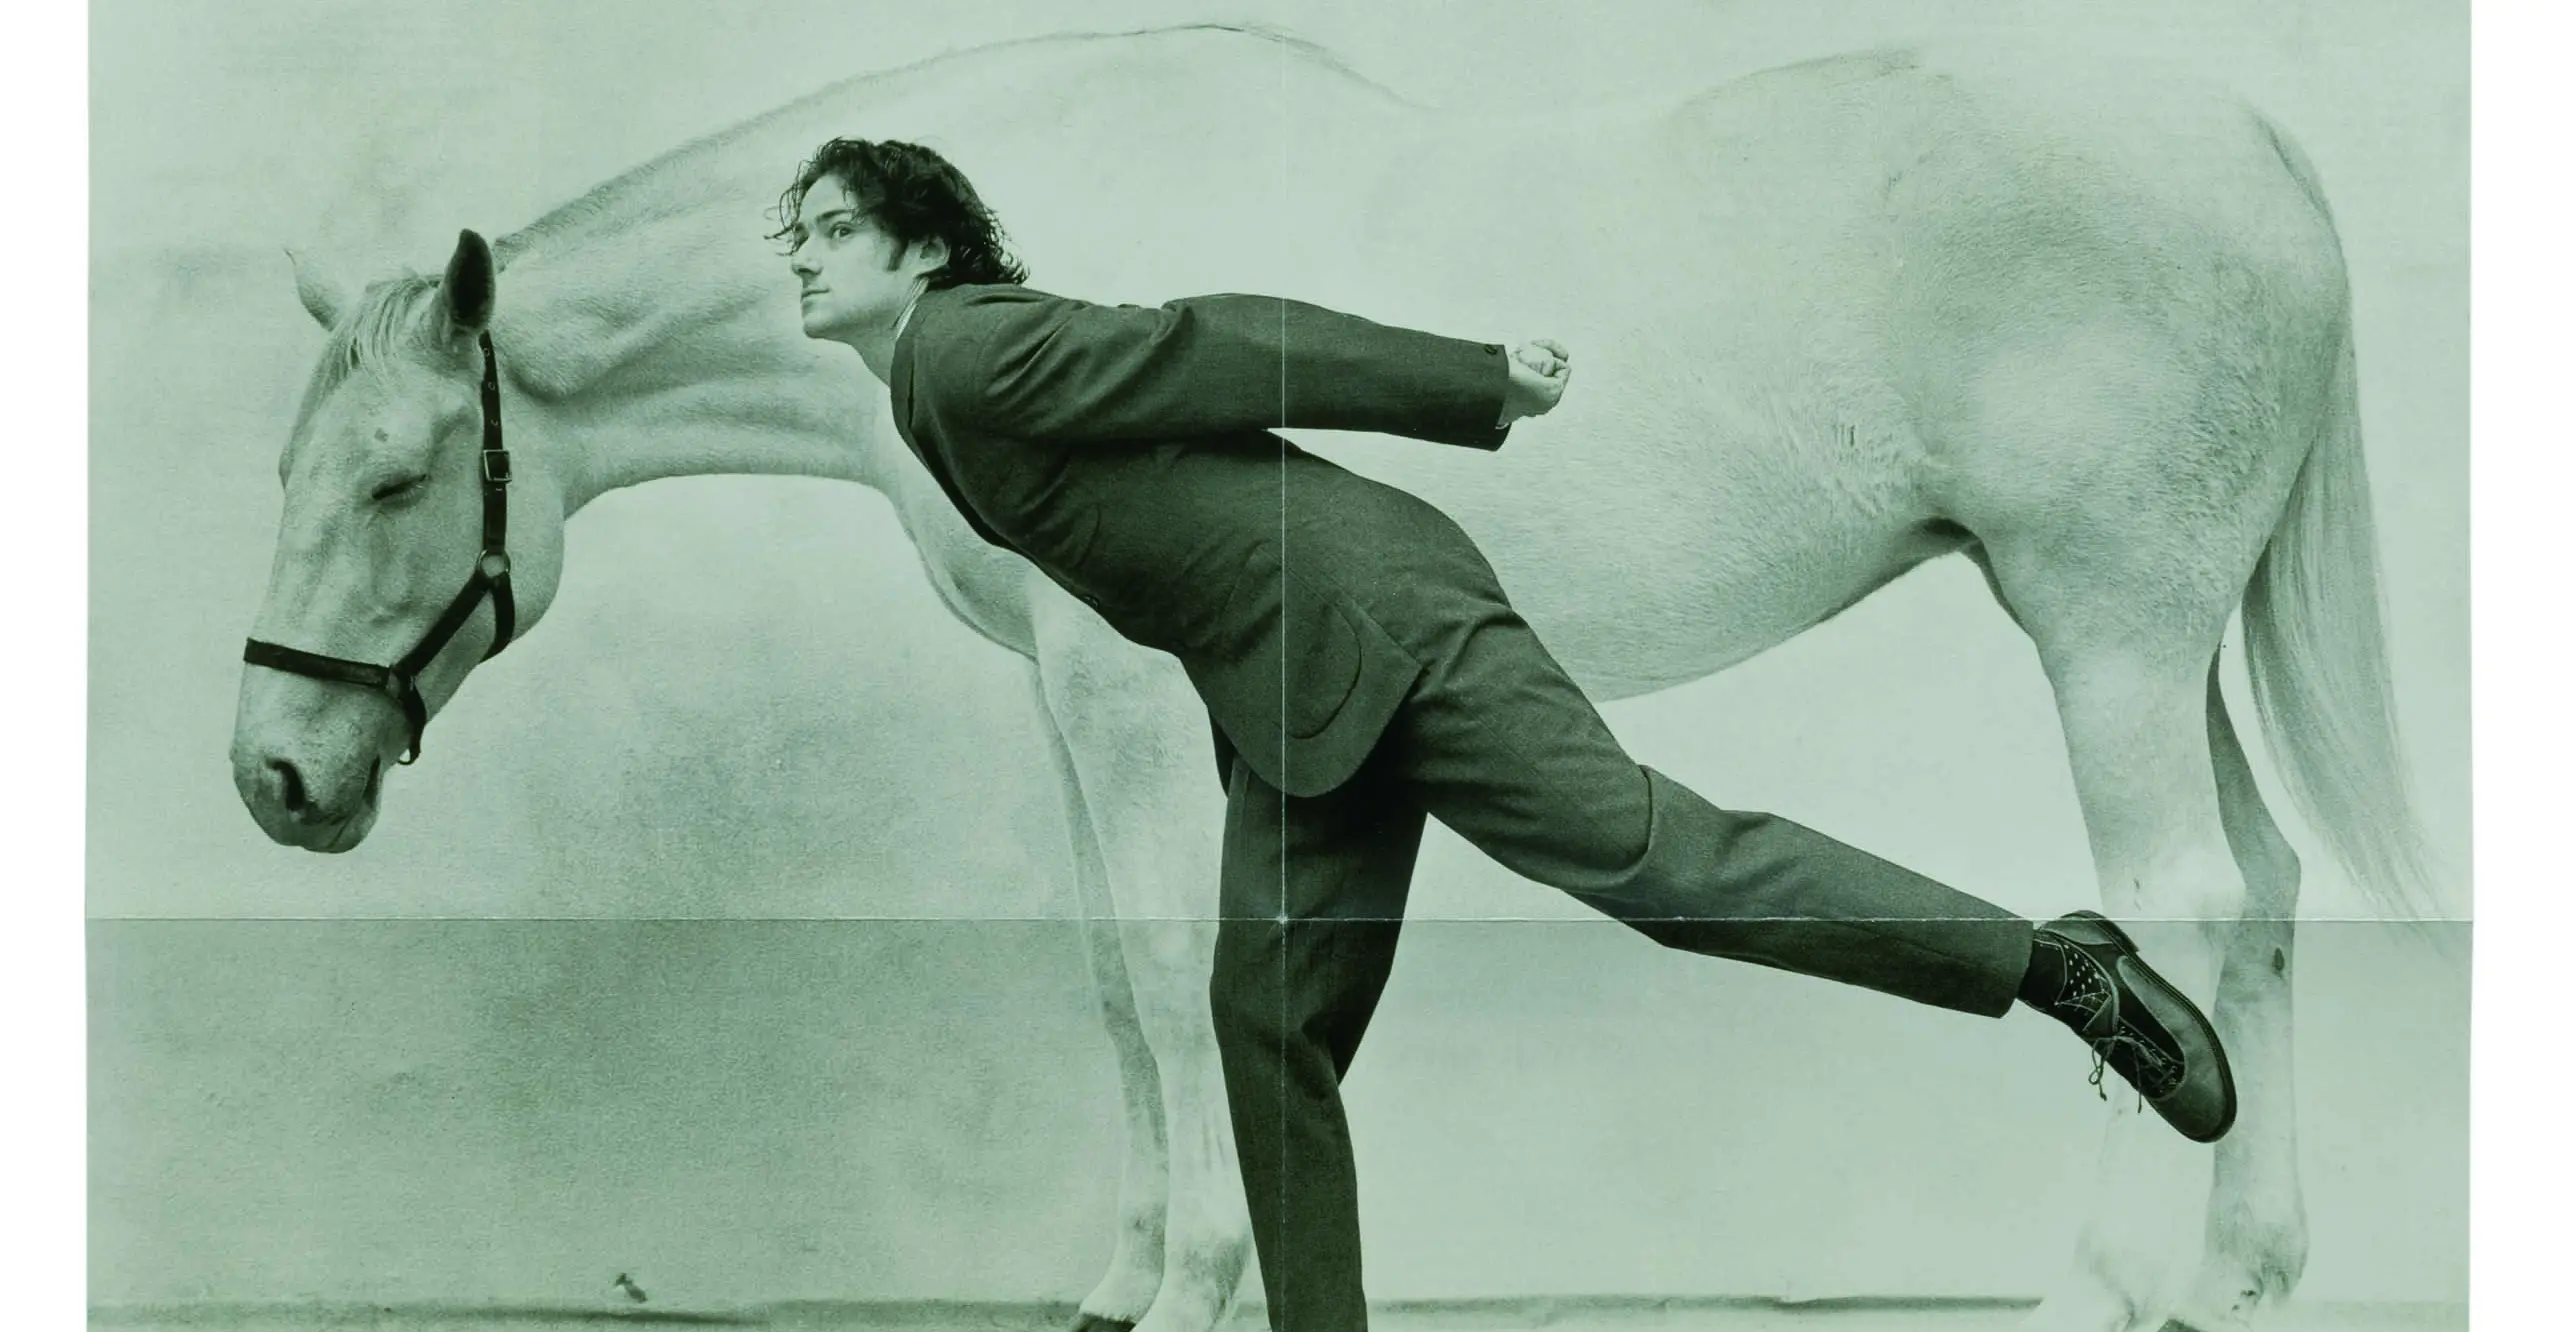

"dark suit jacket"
[888,283,1516,798]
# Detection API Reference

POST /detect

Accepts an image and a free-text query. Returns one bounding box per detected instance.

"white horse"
[229,24,2428,1332]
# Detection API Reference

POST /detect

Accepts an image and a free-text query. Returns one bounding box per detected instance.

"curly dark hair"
[767,138,1027,288]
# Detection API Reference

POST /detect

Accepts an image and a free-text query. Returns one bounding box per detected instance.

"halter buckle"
[478,552,511,581]
[481,449,513,485]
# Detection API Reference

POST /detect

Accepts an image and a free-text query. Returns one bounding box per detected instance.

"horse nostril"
[270,759,310,815]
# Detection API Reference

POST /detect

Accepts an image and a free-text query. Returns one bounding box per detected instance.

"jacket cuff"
[1460,339,1513,450]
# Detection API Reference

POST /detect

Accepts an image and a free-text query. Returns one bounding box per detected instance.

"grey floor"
[88,1298,2466,1331]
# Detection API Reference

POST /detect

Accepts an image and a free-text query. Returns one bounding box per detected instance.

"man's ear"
[915,234,952,280]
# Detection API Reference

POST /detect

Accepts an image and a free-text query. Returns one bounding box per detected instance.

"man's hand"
[1497,339,1571,427]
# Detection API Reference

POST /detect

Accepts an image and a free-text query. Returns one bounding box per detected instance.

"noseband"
[242,330,516,765]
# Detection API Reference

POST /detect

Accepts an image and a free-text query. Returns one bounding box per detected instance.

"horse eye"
[371,475,425,503]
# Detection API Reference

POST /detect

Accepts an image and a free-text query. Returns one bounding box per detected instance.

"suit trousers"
[1207,604,2038,1332]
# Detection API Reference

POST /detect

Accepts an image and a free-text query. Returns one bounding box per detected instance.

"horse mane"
[287,272,450,449]
[490,21,1400,266]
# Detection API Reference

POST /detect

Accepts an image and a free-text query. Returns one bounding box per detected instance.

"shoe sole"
[2064,911,2238,1144]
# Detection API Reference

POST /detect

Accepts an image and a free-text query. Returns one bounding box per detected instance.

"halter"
[242,330,516,765]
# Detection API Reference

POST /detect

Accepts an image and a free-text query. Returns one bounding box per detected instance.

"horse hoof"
[1067,1316,1136,1332]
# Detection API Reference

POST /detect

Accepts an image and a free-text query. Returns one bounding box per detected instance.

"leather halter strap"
[242,330,516,764]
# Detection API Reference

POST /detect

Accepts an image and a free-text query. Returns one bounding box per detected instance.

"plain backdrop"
[86,0,2469,1313]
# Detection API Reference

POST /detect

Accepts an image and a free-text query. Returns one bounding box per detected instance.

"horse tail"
[2240,312,2440,924]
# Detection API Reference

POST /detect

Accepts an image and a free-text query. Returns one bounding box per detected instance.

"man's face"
[785,174,936,343]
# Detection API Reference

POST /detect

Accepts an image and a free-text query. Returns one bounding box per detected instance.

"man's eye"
[372,476,426,503]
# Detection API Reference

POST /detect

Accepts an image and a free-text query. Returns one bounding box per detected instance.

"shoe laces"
[2051,938,2183,1108]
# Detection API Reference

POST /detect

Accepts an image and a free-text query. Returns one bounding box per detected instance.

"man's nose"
[789,249,818,278]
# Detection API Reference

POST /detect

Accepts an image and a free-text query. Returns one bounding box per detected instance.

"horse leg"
[1031,698,1174,1332]
[1961,484,2265,1331]
[2013,625,2242,1332]
[1967,540,2310,1330]
[2164,666,2310,1331]
[1035,601,1253,1332]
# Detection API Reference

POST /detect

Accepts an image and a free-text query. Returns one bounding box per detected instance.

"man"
[776,138,2233,1331]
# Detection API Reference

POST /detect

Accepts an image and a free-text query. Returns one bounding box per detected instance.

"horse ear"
[286,247,350,329]
[440,228,496,338]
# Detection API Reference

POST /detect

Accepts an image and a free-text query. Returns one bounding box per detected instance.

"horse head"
[232,229,570,851]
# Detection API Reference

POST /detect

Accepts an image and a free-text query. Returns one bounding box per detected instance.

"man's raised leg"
[1382,603,2230,1137]
[1387,606,2036,1014]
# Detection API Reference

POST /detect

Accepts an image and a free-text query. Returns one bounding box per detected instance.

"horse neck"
[494,205,897,515]
[475,23,1221,518]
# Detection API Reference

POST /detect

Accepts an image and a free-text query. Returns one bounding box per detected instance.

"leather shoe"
[2035,911,2236,1143]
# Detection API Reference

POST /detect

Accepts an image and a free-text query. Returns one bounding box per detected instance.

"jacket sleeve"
[946,291,1514,449]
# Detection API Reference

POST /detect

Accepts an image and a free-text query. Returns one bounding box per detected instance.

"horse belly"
[1294,114,1933,698]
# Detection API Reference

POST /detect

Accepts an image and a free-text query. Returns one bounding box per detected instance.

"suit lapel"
[884,286,1019,556]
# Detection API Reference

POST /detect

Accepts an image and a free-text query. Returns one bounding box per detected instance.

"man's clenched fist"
[1498,339,1571,427]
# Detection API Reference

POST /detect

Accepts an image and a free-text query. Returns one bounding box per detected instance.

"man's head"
[771,139,1025,345]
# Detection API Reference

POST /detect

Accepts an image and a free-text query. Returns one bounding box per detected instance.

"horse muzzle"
[230,713,390,852]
